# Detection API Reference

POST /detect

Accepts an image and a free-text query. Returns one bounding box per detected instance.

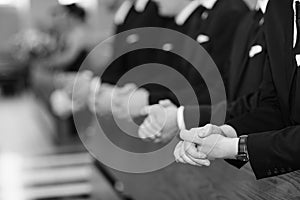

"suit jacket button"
[126,34,139,44]
[162,43,173,51]
[201,11,209,20]
[259,17,264,26]
[267,170,272,176]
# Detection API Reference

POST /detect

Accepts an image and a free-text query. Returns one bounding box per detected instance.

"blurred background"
[0,1,128,199]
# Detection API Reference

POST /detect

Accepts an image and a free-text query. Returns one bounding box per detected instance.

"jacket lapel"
[230,12,259,99]
[264,0,295,118]
[265,0,293,92]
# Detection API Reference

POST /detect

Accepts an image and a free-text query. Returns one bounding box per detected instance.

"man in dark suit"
[183,5,267,129]
[102,0,248,119]
[177,0,300,179]
[102,0,169,84]
[94,0,169,116]
[138,1,265,141]
[145,0,249,107]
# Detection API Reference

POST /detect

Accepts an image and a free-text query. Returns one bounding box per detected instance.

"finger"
[140,106,151,116]
[144,118,161,135]
[139,123,158,140]
[113,108,129,119]
[143,119,161,137]
[181,143,210,166]
[111,103,127,118]
[81,70,93,78]
[197,124,222,138]
[186,155,211,166]
[146,115,163,132]
[176,156,185,163]
[185,143,207,159]
[99,84,113,93]
[118,84,137,95]
[179,129,203,145]
[174,142,184,162]
[179,144,199,166]
[90,77,101,94]
[138,127,150,140]
[159,99,173,107]
[154,138,162,143]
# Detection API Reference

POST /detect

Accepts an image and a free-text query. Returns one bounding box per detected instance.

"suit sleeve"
[182,91,261,129]
[247,126,300,179]
[226,57,286,135]
[146,82,211,107]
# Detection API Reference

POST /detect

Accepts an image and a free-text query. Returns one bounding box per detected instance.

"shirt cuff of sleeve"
[177,106,186,130]
[220,124,238,138]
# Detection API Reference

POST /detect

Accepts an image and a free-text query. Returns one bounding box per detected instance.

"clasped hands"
[174,124,239,167]
[52,70,150,119]
[55,71,239,167]
[91,83,149,119]
[51,70,95,117]
[138,101,239,167]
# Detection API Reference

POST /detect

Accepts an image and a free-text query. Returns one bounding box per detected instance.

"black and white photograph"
[0,0,299,199]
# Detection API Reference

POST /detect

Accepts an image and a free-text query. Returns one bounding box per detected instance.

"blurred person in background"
[87,0,168,116]
[30,3,90,105]
[38,3,89,72]
[27,3,96,142]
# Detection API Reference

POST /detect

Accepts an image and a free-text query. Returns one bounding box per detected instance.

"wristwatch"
[236,135,249,162]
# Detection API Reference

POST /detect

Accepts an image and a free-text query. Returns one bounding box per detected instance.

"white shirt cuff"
[177,106,186,130]
[220,124,238,138]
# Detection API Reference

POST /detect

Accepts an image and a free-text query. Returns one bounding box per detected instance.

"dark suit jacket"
[102,0,170,84]
[225,0,300,179]
[183,10,268,129]
[147,0,249,105]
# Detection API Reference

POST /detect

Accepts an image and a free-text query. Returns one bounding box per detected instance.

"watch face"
[236,153,249,162]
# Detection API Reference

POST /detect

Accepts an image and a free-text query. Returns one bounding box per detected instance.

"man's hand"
[57,70,94,108]
[174,141,210,167]
[69,71,94,108]
[179,124,237,138]
[50,70,94,117]
[138,100,179,143]
[112,84,150,119]
[90,83,126,115]
[180,127,239,160]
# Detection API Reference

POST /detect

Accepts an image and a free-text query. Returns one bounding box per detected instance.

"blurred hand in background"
[111,83,149,119]
[51,70,94,117]
[138,100,179,143]
[89,83,137,117]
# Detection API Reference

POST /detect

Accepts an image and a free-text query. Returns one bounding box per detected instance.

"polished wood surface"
[109,161,300,200]
[86,115,300,200]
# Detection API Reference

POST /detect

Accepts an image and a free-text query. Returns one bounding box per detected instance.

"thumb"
[197,124,222,138]
[140,106,151,116]
[81,70,93,78]
[90,77,101,94]
[118,83,137,95]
